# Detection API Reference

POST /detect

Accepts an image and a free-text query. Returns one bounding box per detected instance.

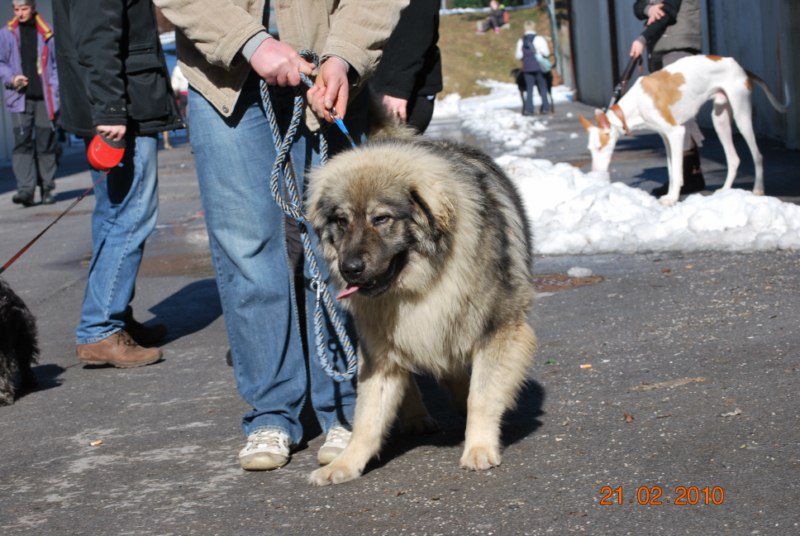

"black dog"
[510,68,554,114]
[0,278,39,405]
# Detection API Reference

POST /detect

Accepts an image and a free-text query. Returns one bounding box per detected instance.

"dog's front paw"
[659,196,678,207]
[402,414,440,435]
[753,188,764,196]
[309,458,363,486]
[460,444,501,471]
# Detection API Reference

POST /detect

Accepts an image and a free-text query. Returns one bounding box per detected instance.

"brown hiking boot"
[77,330,162,368]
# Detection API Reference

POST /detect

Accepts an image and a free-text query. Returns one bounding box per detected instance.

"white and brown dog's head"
[307,140,455,300]
[579,109,622,173]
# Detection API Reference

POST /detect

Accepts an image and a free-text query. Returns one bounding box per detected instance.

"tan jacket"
[154,0,408,119]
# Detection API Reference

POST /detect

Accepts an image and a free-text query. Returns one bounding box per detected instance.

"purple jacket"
[0,14,59,119]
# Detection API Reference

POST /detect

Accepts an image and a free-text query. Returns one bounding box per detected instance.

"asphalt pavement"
[0,107,798,535]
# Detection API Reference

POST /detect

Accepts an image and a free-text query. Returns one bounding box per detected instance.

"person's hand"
[381,94,408,123]
[250,37,314,87]
[12,74,28,89]
[646,3,666,25]
[307,56,350,123]
[96,125,126,142]
[629,39,645,59]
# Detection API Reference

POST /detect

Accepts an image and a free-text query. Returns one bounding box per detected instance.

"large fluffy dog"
[0,278,39,406]
[306,137,537,485]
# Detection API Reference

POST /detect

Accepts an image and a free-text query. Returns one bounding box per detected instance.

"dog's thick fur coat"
[306,138,537,485]
[0,278,39,406]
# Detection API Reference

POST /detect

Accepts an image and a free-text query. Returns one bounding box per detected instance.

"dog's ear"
[579,114,593,131]
[409,180,455,241]
[595,109,611,130]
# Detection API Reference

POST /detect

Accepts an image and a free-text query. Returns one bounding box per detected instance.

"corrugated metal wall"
[571,0,799,148]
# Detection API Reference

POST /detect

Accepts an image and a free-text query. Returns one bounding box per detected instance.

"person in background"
[154,0,407,472]
[630,0,705,196]
[0,0,59,207]
[515,20,551,116]
[477,0,506,35]
[53,0,182,368]
[371,0,442,134]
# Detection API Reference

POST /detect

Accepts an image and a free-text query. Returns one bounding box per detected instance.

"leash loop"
[259,52,358,382]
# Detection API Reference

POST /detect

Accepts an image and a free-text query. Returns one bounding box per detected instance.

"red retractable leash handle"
[0,134,125,276]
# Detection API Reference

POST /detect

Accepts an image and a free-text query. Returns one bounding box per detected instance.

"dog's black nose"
[341,258,366,279]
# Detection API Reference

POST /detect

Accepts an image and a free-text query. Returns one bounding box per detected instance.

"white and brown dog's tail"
[746,70,791,113]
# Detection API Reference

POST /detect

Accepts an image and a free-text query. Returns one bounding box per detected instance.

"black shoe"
[124,316,167,347]
[41,191,55,205]
[226,349,233,367]
[12,192,34,207]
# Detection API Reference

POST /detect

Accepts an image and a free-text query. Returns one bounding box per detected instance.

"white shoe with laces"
[238,429,291,471]
[317,426,352,466]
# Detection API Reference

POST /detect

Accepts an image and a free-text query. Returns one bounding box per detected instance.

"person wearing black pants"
[371,0,442,135]
[630,0,705,196]
[515,20,551,116]
[0,1,60,207]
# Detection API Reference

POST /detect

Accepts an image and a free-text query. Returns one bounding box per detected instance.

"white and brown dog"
[580,55,789,205]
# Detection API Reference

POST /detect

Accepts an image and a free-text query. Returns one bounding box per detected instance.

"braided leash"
[257,53,358,382]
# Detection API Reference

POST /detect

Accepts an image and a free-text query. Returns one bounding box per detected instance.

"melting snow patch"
[500,156,800,254]
[567,267,593,278]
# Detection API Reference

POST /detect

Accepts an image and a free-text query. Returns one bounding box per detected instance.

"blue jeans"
[188,80,360,443]
[76,135,159,344]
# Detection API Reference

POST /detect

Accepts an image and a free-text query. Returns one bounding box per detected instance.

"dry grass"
[439,6,553,97]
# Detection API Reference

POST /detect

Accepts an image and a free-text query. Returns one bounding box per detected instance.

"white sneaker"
[238,429,290,471]
[317,426,351,465]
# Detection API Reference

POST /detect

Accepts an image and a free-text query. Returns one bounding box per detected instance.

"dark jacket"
[370,0,442,100]
[634,0,701,54]
[52,0,181,137]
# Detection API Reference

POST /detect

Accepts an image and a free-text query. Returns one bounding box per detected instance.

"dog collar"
[610,104,630,135]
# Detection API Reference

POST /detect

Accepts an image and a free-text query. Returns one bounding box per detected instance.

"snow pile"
[436,82,573,156]
[500,157,800,254]
[435,81,574,118]
[462,109,547,156]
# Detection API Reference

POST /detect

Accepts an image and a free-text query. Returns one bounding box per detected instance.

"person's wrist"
[242,31,272,63]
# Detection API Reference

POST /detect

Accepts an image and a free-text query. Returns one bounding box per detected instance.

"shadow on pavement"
[148,278,222,344]
[361,374,545,475]
[54,188,93,203]
[26,363,66,397]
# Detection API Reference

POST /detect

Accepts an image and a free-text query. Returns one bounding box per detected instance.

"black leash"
[607,55,642,110]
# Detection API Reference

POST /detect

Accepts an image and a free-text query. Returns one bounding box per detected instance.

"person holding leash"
[53,0,182,367]
[629,0,705,196]
[0,0,59,207]
[154,0,407,471]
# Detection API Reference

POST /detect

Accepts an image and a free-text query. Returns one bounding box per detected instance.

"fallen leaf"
[661,268,672,274]
[90,440,103,447]
[580,364,592,369]
[623,412,634,423]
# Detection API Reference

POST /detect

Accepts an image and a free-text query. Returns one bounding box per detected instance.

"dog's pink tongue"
[336,285,360,300]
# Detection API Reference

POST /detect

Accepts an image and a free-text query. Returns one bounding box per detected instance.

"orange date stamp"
[599,485,726,506]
